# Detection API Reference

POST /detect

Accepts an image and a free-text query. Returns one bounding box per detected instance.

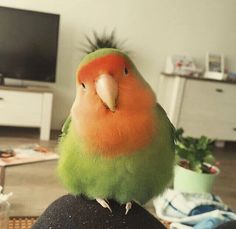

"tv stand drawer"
[0,91,42,126]
[0,88,53,140]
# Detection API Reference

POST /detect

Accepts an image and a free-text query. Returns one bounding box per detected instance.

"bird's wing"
[60,115,71,138]
[156,103,176,143]
[125,104,175,175]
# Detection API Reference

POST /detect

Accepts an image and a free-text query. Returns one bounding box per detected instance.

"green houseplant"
[174,128,220,193]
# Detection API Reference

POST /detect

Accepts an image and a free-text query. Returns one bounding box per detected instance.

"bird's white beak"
[95,74,118,112]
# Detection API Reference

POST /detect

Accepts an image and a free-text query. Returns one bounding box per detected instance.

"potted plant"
[174,128,220,193]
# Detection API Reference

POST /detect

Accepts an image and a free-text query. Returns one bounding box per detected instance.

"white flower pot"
[174,165,220,193]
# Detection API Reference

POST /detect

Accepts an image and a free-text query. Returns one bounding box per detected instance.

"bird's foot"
[96,198,112,212]
[125,201,132,215]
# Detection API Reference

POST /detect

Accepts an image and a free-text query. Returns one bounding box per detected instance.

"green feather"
[79,48,128,69]
[60,115,71,138]
[58,104,175,204]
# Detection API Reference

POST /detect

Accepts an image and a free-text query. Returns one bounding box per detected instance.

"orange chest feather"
[73,108,157,158]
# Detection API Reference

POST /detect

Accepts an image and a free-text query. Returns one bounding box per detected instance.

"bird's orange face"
[71,52,157,157]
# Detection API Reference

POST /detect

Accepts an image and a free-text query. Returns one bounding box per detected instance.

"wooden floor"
[213,142,236,211]
[0,127,236,216]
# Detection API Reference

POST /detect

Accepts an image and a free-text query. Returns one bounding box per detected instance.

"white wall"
[0,0,236,129]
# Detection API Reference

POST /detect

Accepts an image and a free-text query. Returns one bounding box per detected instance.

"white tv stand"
[0,85,53,140]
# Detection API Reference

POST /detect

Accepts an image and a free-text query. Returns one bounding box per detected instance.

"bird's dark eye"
[124,67,129,76]
[81,83,86,89]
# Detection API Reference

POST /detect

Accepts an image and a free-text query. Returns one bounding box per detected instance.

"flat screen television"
[0,6,59,83]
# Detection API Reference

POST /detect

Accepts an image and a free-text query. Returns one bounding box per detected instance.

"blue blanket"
[153,189,236,229]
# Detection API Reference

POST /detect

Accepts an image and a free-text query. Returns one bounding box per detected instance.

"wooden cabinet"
[158,74,236,141]
[0,86,53,140]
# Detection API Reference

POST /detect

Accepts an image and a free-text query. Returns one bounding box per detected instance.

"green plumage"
[58,104,175,204]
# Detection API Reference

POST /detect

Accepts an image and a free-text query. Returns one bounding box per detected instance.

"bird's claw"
[125,202,132,215]
[96,198,112,212]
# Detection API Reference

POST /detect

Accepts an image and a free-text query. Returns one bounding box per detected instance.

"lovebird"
[58,36,175,214]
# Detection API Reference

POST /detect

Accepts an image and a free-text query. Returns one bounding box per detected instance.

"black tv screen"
[0,6,59,82]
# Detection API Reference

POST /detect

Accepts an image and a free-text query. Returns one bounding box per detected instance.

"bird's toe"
[125,201,132,215]
[96,198,112,212]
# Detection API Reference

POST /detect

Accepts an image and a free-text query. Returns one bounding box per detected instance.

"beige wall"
[0,0,236,129]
